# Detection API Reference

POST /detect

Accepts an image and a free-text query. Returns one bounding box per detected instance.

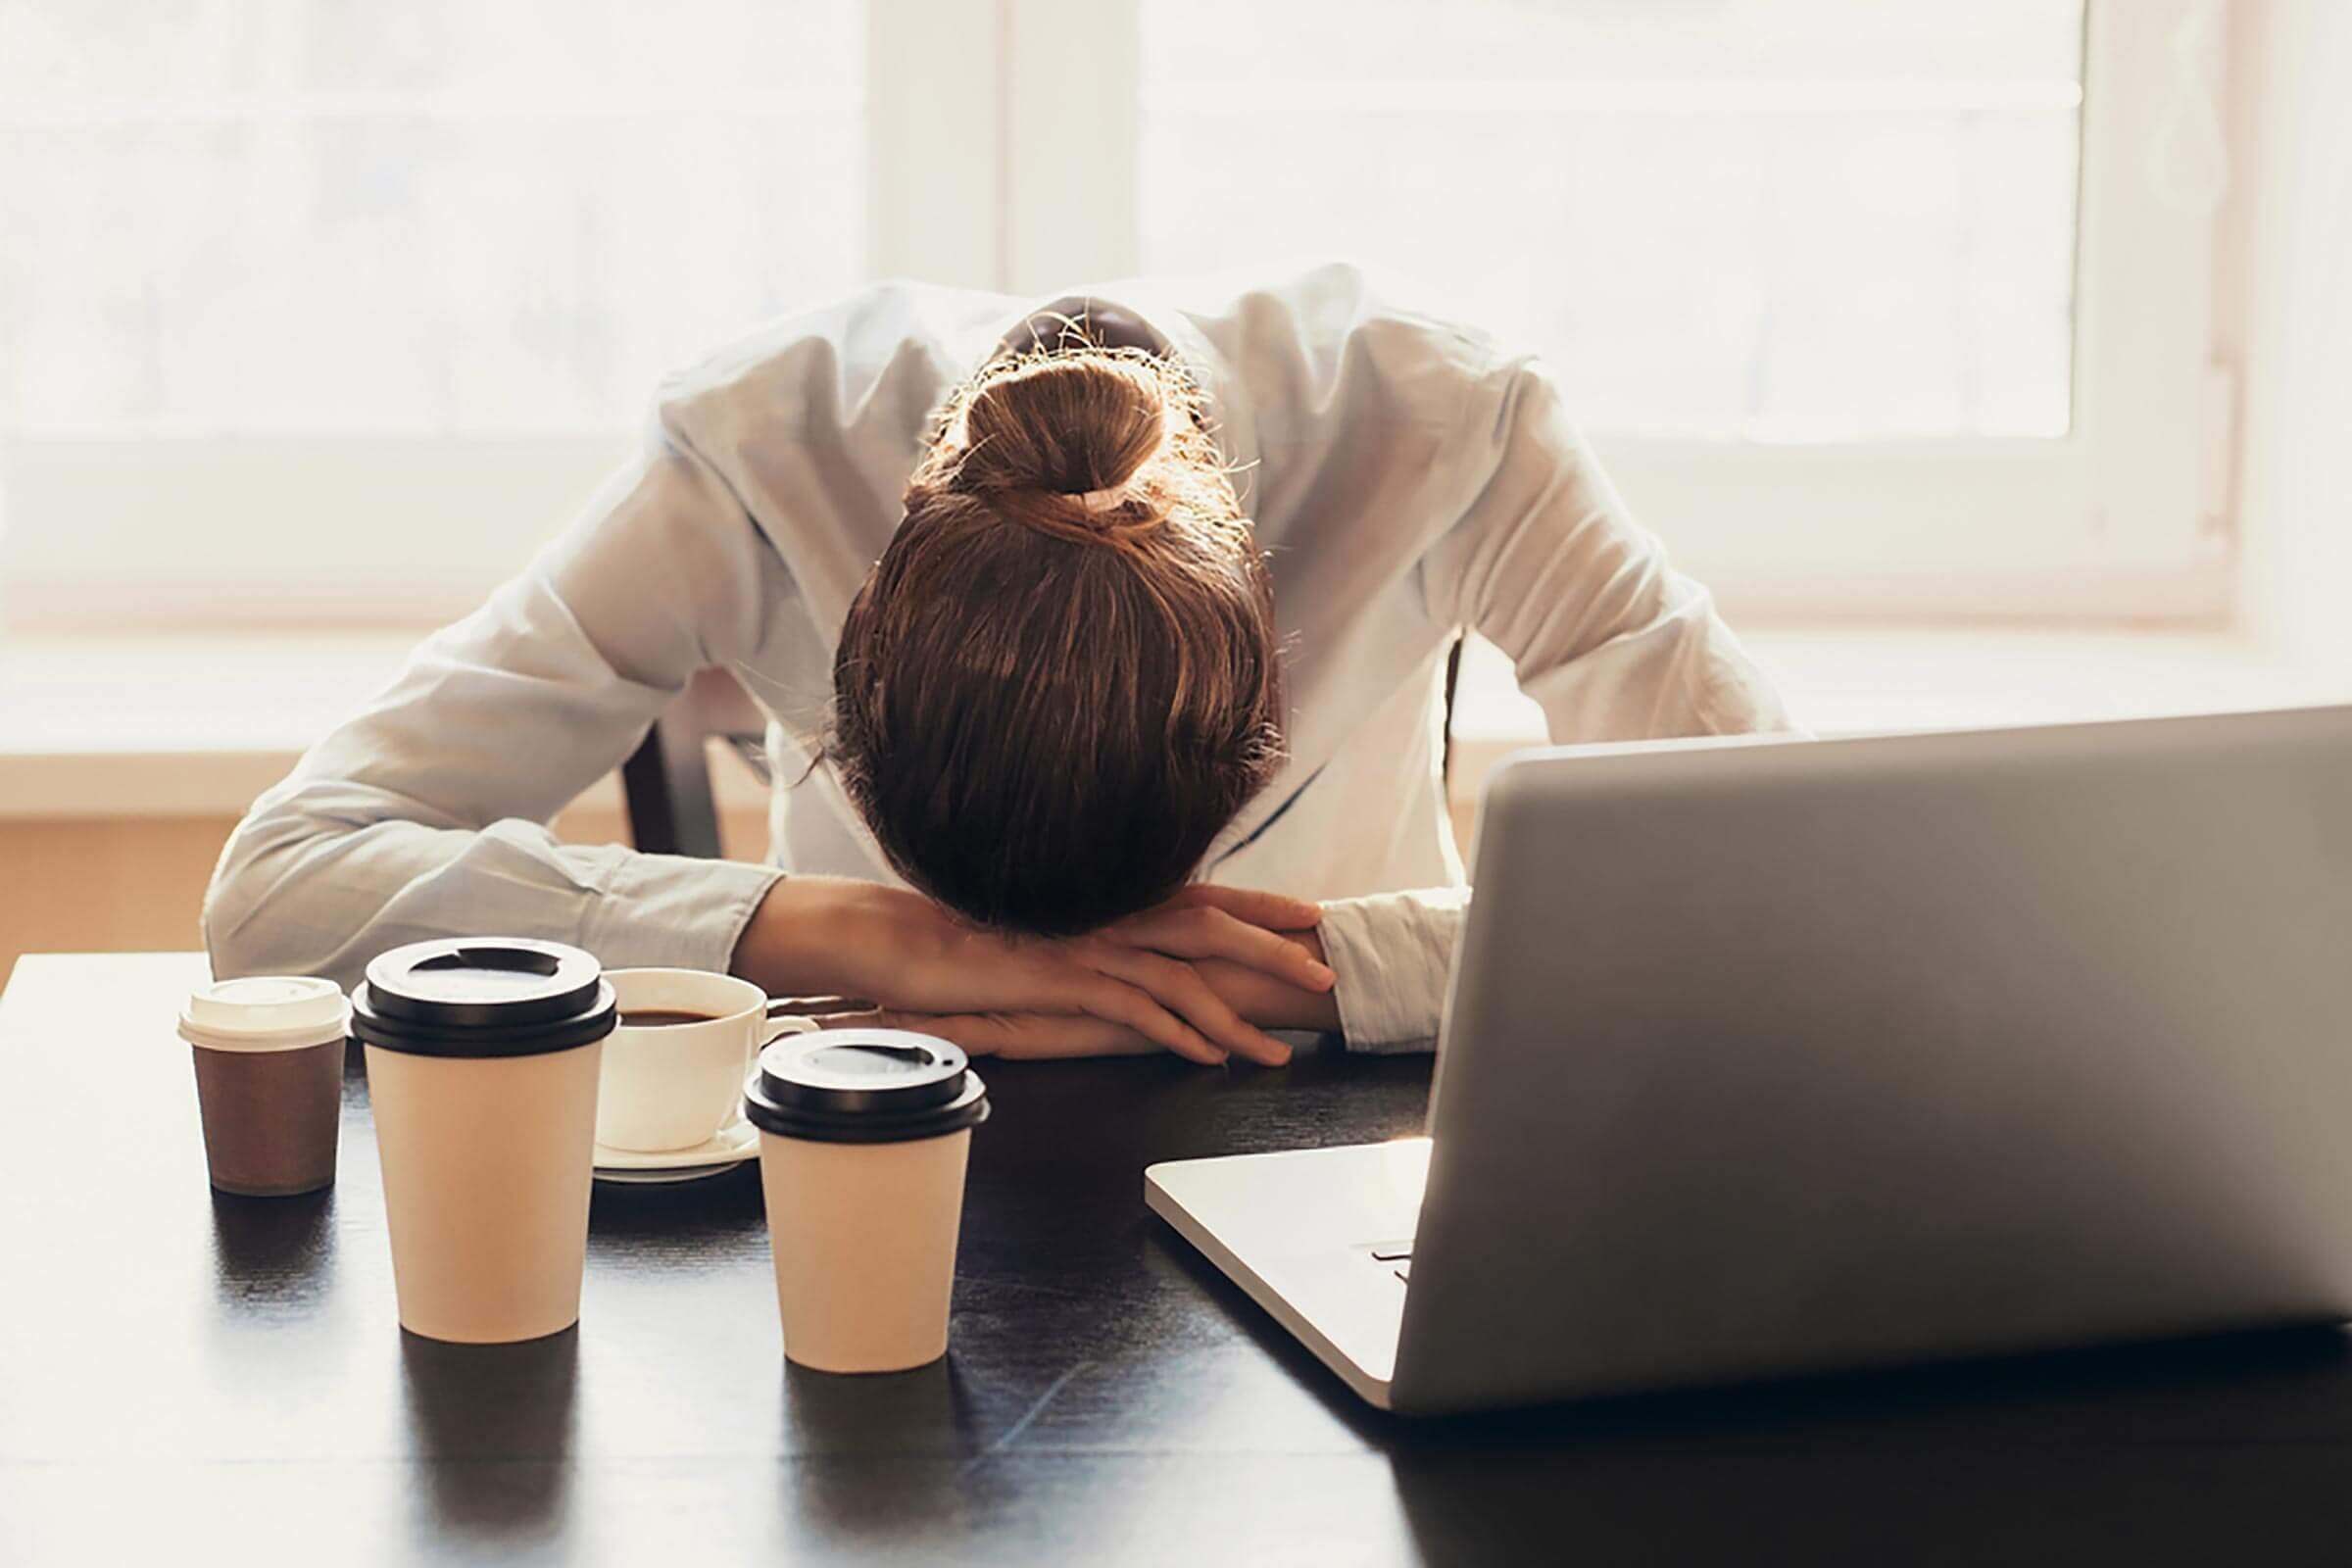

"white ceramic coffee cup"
[597,969,814,1153]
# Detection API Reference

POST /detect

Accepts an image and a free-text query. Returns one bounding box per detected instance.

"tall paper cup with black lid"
[350,938,615,1344]
[744,1028,989,1373]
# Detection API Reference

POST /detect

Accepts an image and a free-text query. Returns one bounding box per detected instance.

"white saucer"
[593,1117,760,1185]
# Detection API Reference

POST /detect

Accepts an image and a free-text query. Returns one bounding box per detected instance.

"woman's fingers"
[879,928,1231,1064]
[805,1004,1022,1054]
[992,1015,1159,1058]
[801,999,1238,1066]
[1070,971,1230,1065]
[1082,945,1292,1067]
[1114,905,1335,992]
[874,1011,1159,1059]
[838,1007,1038,1058]
[1165,884,1324,932]
[809,880,1318,1068]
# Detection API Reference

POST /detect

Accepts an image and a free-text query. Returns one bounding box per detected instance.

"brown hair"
[831,347,1285,936]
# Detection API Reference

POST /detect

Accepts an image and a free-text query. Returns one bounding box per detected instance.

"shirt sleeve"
[202,406,791,991]
[1317,888,1468,1054]
[1422,359,1795,742]
[1320,359,1798,1054]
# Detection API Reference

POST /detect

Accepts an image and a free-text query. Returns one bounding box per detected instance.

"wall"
[2236,0,2352,659]
[0,804,772,992]
[0,818,237,991]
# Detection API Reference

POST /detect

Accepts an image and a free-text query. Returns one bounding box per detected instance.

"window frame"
[0,0,2241,632]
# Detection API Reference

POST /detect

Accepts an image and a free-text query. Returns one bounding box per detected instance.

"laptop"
[1147,707,2352,1414]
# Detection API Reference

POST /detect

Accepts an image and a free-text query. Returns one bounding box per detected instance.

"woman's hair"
[831,346,1285,936]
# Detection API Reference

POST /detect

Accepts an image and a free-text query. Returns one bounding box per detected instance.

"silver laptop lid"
[1392,708,2352,1414]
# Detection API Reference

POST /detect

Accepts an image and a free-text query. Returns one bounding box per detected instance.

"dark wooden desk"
[6,954,2352,1565]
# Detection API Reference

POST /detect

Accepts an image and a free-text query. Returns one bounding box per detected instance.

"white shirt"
[204,264,1793,1051]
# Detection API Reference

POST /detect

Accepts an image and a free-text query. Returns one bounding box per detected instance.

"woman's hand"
[731,877,1331,1066]
[817,926,1343,1064]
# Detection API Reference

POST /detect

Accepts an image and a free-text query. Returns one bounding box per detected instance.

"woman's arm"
[205,409,788,991]
[1423,359,1795,742]
[808,902,1344,1062]
[1295,360,1801,1054]
[737,879,1333,1066]
[205,409,1330,1062]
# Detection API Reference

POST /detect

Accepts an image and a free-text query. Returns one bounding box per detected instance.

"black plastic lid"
[743,1029,989,1144]
[349,938,616,1058]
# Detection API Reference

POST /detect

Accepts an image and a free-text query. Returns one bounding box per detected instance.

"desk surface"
[6,954,2352,1565]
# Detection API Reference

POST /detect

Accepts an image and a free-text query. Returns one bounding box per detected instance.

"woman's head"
[832,347,1284,937]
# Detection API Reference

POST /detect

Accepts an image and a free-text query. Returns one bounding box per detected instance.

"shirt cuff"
[1316,887,1470,1054]
[576,850,785,976]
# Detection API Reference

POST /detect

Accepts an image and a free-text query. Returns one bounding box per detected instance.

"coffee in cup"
[350,938,615,1345]
[742,1028,989,1373]
[178,976,351,1197]
[598,968,814,1154]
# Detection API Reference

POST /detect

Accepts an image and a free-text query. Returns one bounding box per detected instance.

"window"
[0,1,862,434]
[1129,3,2230,620]
[1041,0,2238,619]
[1140,0,2082,444]
[0,0,862,627]
[1,0,2239,631]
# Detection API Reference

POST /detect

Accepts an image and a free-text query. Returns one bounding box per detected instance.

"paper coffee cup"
[178,976,351,1198]
[743,1028,989,1373]
[598,968,813,1153]
[351,938,615,1345]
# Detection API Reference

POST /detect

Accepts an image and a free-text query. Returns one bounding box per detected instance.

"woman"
[206,264,1792,1063]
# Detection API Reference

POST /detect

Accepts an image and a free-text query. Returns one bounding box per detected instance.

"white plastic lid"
[179,976,353,1053]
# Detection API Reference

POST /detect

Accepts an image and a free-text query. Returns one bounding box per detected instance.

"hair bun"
[956,354,1171,500]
